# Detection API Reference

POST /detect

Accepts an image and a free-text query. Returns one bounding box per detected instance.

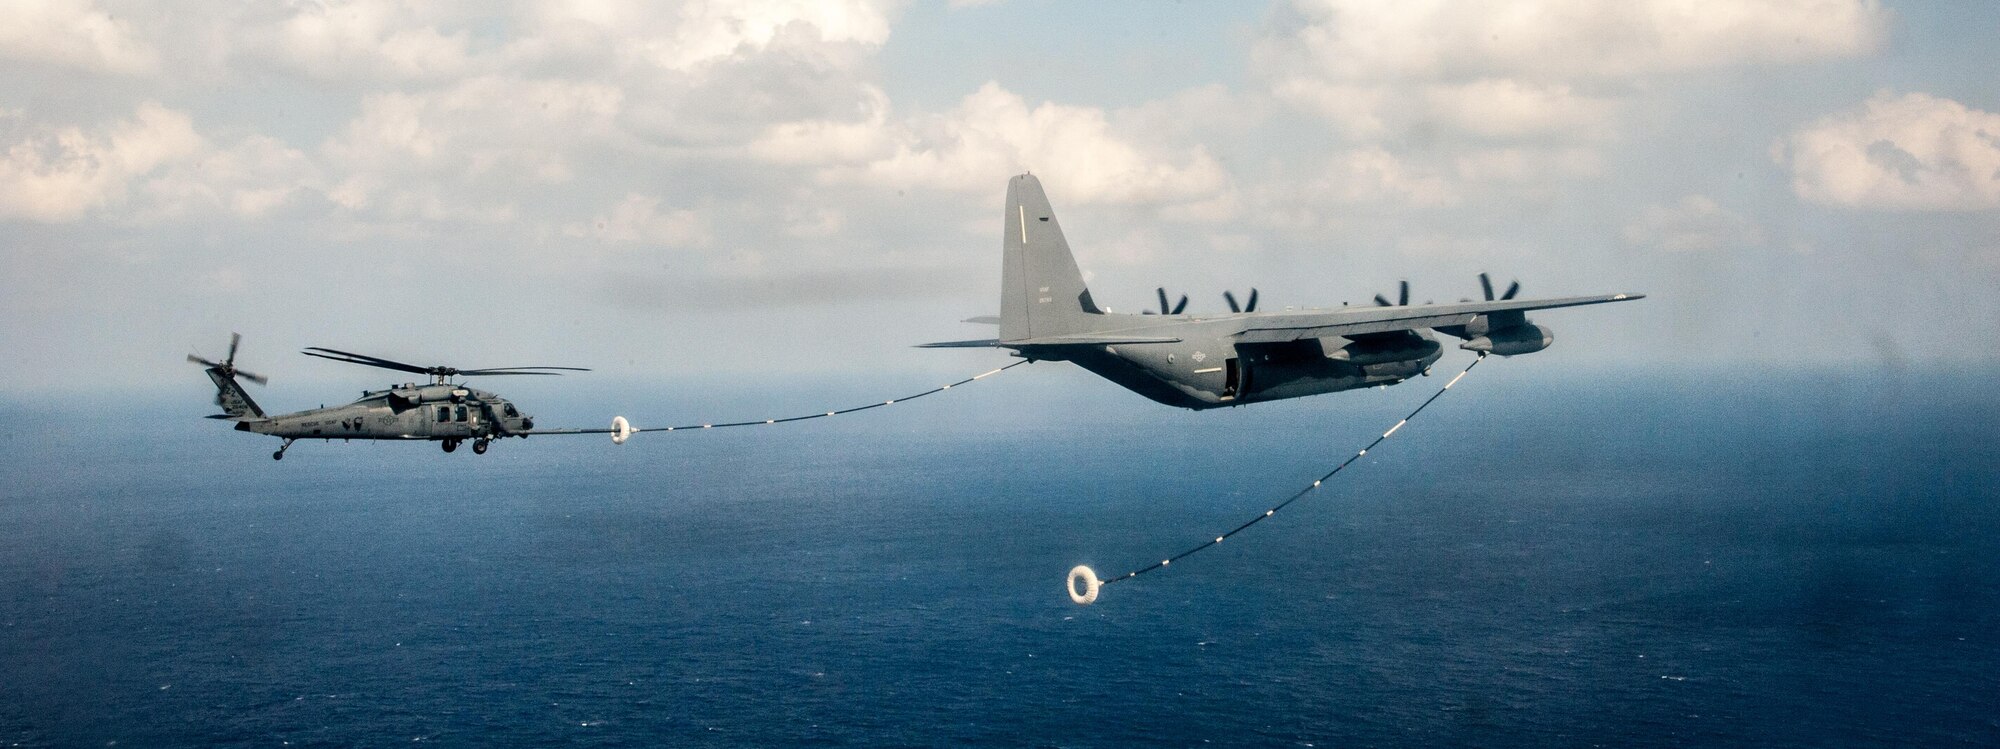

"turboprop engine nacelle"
[1460,324,1552,356]
[1322,336,1441,366]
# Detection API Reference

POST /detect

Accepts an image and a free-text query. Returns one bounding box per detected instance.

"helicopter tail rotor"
[189,333,269,418]
[188,332,270,385]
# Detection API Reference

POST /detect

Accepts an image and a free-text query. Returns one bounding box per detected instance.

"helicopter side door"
[425,403,472,439]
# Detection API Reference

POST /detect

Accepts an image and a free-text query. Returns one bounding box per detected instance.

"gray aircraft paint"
[191,337,583,459]
[925,174,1644,410]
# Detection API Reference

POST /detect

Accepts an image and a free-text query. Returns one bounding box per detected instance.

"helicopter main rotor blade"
[301,347,432,375]
[458,366,592,374]
[451,371,564,376]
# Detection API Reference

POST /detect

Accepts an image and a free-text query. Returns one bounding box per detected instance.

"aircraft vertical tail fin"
[205,368,266,419]
[189,334,268,420]
[1000,173,1102,342]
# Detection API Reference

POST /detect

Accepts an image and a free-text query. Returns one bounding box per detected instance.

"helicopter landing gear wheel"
[272,438,294,461]
[472,438,489,455]
[442,438,459,453]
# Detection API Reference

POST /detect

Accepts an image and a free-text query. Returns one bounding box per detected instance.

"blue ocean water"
[2,362,1996,747]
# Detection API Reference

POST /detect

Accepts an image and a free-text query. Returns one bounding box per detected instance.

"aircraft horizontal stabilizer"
[918,334,1182,349]
[916,339,1003,348]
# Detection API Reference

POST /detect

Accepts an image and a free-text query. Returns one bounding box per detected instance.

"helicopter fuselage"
[233,382,538,457]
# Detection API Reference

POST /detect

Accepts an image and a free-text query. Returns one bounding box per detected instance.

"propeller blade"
[226,332,241,366]
[1398,280,1410,306]
[1502,280,1521,300]
[1479,273,1495,301]
[1245,288,1258,313]
[188,354,221,368]
[1374,293,1393,307]
[1224,290,1241,313]
[238,370,270,386]
[1157,287,1170,315]
[1170,295,1188,315]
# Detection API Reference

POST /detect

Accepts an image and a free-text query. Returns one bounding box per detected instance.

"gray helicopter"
[190,334,601,460]
[924,174,1644,408]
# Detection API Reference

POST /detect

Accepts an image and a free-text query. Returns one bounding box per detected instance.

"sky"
[3,0,1998,395]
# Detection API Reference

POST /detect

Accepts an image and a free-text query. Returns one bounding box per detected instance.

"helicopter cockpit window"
[502,404,519,418]
[435,406,450,422]
[455,406,467,422]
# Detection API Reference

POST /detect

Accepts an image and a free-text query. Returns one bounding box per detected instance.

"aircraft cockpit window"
[502,404,519,418]
[435,406,449,422]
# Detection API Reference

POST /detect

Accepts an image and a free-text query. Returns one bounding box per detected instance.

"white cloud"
[565,193,709,246]
[244,0,475,82]
[0,103,201,222]
[1261,0,1888,142]
[514,0,891,73]
[0,0,158,74]
[1275,78,1616,142]
[1622,194,1762,252]
[1776,91,2000,211]
[747,85,896,165]
[318,76,624,221]
[140,135,322,219]
[1264,0,1887,83]
[761,82,1230,207]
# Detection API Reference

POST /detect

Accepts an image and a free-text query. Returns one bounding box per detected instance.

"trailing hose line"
[622,360,1030,436]
[1068,353,1488,605]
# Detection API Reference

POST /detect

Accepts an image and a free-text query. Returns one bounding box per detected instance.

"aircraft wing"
[1233,293,1643,343]
[918,334,1182,348]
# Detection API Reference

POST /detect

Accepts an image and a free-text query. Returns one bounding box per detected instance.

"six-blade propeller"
[1223,288,1259,313]
[1142,287,1190,315]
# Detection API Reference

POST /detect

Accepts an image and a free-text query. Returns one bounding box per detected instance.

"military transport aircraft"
[190,334,615,459]
[923,174,1643,408]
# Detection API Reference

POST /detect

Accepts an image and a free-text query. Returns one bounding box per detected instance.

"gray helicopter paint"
[191,336,582,459]
[923,174,1644,410]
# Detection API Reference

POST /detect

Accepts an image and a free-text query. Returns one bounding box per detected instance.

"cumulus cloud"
[757,82,1231,207]
[1262,0,1888,83]
[140,135,321,220]
[1622,194,1762,253]
[318,76,624,222]
[241,0,476,82]
[564,193,709,246]
[1260,0,1888,141]
[0,0,158,74]
[1776,91,2000,211]
[0,103,201,221]
[506,0,890,76]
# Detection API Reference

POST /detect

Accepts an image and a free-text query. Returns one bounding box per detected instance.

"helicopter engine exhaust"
[611,416,633,445]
